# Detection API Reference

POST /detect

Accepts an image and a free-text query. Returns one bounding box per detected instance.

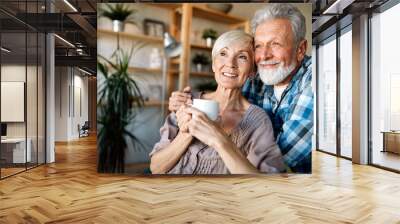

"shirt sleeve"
[245,110,286,173]
[278,80,314,169]
[149,113,179,157]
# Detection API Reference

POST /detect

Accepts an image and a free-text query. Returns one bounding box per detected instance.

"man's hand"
[168,86,192,112]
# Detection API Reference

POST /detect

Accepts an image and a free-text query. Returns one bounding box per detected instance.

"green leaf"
[97,45,147,173]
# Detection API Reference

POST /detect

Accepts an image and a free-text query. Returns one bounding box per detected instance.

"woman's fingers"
[169,91,192,112]
[187,119,219,147]
[185,98,193,105]
[177,105,191,118]
[182,86,191,93]
[176,105,192,132]
[184,107,207,120]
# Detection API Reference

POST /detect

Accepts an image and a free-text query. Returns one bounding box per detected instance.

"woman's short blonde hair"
[211,30,254,59]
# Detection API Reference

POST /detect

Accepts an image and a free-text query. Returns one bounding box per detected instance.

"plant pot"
[196,63,203,72]
[113,20,125,32]
[206,38,213,47]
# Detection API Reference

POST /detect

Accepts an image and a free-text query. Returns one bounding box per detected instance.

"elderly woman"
[150,30,285,174]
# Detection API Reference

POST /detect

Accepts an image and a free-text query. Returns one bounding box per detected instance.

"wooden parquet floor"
[1,135,400,223]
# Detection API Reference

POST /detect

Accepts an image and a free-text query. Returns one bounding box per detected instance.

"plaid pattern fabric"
[242,56,313,172]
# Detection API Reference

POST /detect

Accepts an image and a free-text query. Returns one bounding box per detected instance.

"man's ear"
[296,39,307,62]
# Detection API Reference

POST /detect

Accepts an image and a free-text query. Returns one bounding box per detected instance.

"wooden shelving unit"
[145,3,181,11]
[166,3,249,96]
[104,65,178,75]
[191,5,248,25]
[98,29,163,44]
[191,44,212,51]
[127,67,178,75]
[170,58,180,65]
[98,3,249,114]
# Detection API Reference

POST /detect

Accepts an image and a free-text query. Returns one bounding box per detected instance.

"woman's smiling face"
[212,40,254,90]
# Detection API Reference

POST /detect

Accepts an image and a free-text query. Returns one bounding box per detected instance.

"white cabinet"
[1,138,32,163]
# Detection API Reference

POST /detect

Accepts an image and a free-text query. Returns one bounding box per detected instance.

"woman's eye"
[219,51,226,56]
[255,44,261,49]
[239,55,248,60]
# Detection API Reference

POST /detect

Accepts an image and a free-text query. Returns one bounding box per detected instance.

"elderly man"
[168,4,313,173]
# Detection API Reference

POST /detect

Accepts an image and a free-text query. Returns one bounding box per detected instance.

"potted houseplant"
[192,53,210,72]
[97,47,145,173]
[202,28,218,47]
[99,3,137,32]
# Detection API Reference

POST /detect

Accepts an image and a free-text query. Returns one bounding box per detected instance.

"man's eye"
[255,44,261,49]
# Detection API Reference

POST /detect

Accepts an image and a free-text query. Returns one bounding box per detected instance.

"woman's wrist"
[211,132,231,151]
[177,131,193,140]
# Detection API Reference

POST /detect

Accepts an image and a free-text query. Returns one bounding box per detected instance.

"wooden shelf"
[98,29,163,44]
[192,5,247,24]
[128,67,163,74]
[170,58,180,65]
[106,66,177,75]
[191,44,212,51]
[146,3,181,10]
[129,67,178,75]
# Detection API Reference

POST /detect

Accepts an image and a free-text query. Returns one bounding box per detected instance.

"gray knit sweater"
[150,102,285,174]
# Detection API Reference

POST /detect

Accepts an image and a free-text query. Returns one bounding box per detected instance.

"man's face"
[254,18,298,85]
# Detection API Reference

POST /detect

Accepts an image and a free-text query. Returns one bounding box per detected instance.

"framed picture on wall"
[143,19,166,38]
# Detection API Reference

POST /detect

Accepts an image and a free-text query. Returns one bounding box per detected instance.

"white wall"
[55,66,68,141]
[55,67,89,141]
[1,65,31,137]
[1,64,45,164]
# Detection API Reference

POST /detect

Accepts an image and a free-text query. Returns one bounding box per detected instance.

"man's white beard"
[258,61,297,85]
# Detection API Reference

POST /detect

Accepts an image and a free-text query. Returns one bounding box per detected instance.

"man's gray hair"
[211,30,253,59]
[251,4,306,45]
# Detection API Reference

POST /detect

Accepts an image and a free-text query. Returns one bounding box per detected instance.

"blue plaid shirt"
[242,56,313,172]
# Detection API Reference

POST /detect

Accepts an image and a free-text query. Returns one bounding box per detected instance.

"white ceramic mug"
[192,99,219,121]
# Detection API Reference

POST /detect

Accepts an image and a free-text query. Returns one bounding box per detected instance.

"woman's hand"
[184,107,228,148]
[182,107,260,174]
[176,105,191,133]
[168,86,193,112]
